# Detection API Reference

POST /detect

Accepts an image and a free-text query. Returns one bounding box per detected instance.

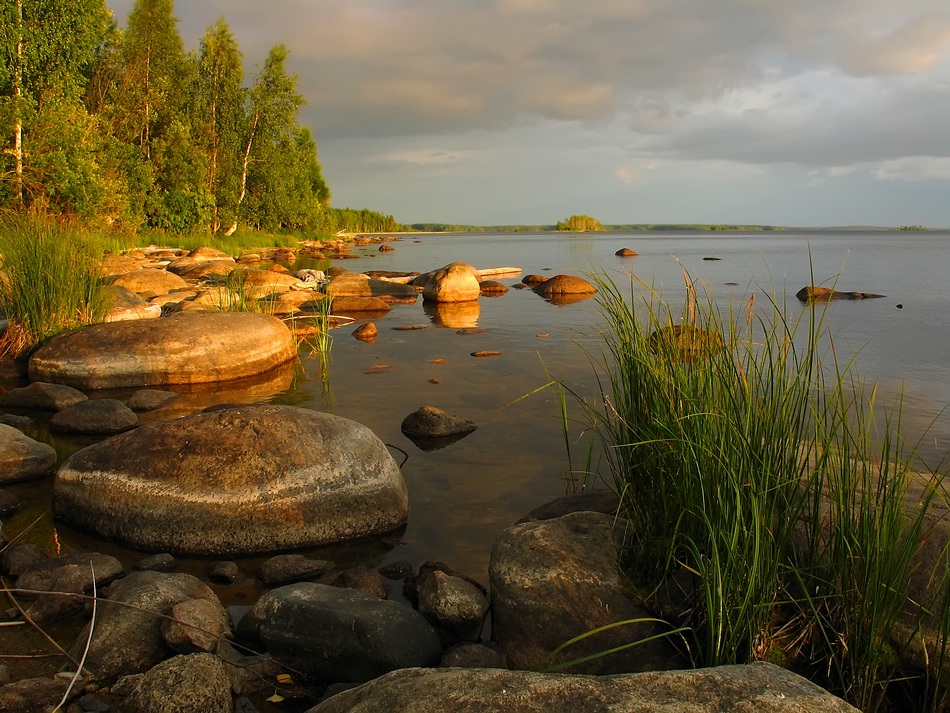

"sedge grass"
[0,212,109,357]
[578,271,950,711]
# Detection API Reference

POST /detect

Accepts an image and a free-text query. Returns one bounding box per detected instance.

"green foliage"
[320,207,401,234]
[0,211,108,355]
[1,1,335,235]
[576,273,950,710]
[556,214,604,232]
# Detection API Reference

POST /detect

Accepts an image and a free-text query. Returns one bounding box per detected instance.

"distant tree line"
[0,0,385,235]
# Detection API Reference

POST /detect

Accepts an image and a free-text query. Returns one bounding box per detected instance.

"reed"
[0,212,109,356]
[580,272,950,710]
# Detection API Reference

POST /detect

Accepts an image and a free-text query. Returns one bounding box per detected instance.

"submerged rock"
[531,274,597,297]
[401,406,477,440]
[795,286,886,302]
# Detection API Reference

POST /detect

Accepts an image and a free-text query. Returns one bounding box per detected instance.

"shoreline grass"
[576,271,950,711]
[0,212,110,357]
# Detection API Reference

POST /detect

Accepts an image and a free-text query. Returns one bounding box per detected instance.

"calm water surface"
[6,230,950,592]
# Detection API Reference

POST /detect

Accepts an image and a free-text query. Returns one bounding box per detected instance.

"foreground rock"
[307,663,859,713]
[237,582,442,683]
[0,423,57,483]
[28,312,298,389]
[54,405,409,554]
[123,653,233,713]
[71,571,226,683]
[490,511,681,674]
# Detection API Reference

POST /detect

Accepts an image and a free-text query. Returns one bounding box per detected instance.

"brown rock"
[49,399,138,434]
[401,406,477,439]
[28,312,298,389]
[111,269,188,296]
[532,274,597,296]
[421,263,482,303]
[353,323,378,341]
[615,248,639,256]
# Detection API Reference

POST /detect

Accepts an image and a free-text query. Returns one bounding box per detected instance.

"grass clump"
[0,212,109,357]
[580,272,950,711]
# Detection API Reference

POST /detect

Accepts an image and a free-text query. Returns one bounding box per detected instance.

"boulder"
[306,663,859,713]
[110,269,188,296]
[331,295,392,314]
[327,272,417,300]
[489,511,682,674]
[0,423,57,483]
[0,382,87,410]
[28,312,298,389]
[479,280,509,296]
[123,653,234,713]
[53,405,409,554]
[101,254,147,277]
[187,246,233,261]
[237,582,442,683]
[48,399,138,434]
[532,274,597,297]
[421,263,482,303]
[71,571,225,683]
[615,248,639,257]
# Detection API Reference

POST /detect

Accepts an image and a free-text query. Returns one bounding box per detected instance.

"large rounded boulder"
[421,263,482,303]
[28,312,297,389]
[53,405,409,554]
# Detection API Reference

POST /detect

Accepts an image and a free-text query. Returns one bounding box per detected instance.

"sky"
[107,0,950,228]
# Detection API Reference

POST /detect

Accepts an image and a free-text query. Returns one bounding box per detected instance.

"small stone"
[208,561,240,584]
[439,642,505,668]
[431,358,446,365]
[428,378,440,385]
[535,333,550,339]
[378,560,414,580]
[615,248,638,257]
[364,364,392,374]
[352,322,378,342]
[135,553,175,572]
[401,406,477,439]
[393,324,427,331]
[258,554,331,585]
[456,328,487,335]
[470,351,502,358]
[333,566,391,600]
[0,489,21,517]
[161,598,232,654]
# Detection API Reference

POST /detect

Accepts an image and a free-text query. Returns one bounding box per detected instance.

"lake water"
[6,229,950,593]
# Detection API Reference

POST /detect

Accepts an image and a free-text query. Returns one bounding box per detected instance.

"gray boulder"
[28,312,298,389]
[490,511,682,673]
[0,423,57,483]
[306,663,859,713]
[122,653,233,713]
[53,405,409,554]
[237,582,442,683]
[70,571,226,683]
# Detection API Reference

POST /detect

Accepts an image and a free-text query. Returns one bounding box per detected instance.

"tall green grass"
[580,272,950,711]
[0,213,109,356]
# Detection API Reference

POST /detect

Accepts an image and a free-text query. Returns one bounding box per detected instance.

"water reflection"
[424,300,481,328]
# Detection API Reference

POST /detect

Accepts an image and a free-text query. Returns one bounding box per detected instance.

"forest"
[0,0,400,236]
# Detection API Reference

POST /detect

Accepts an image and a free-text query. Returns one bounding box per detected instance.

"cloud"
[874,156,950,181]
